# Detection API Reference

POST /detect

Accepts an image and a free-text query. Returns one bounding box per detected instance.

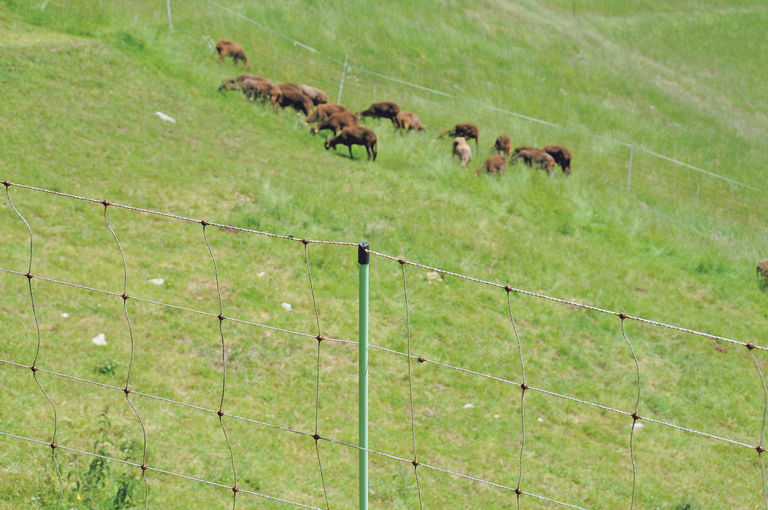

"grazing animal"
[305,103,351,123]
[493,135,512,156]
[512,148,556,174]
[542,145,573,175]
[325,126,378,161]
[241,78,282,111]
[394,111,426,133]
[442,123,479,146]
[218,73,269,92]
[758,259,768,288]
[358,102,401,123]
[277,83,314,115]
[311,111,360,136]
[216,40,250,68]
[299,85,329,106]
[512,145,537,156]
[452,137,472,167]
[474,155,507,175]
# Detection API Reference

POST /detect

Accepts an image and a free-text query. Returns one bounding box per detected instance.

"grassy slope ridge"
[1,1,767,508]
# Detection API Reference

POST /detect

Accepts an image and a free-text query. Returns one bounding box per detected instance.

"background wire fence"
[164,0,768,227]
[2,181,767,508]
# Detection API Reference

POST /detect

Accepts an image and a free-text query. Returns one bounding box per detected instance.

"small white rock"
[537,417,544,423]
[91,333,107,346]
[463,403,474,409]
[633,422,644,430]
[257,271,266,278]
[154,111,176,123]
[61,312,69,318]
[281,302,292,312]
[493,414,500,419]
[149,278,165,285]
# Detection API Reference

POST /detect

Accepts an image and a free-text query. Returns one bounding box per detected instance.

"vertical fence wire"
[748,346,768,509]
[505,289,526,509]
[399,261,424,509]
[303,241,331,509]
[620,317,641,509]
[4,184,63,508]
[102,202,149,508]
[201,220,238,508]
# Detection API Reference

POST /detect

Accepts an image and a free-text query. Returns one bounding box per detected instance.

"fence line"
[2,180,767,508]
[197,1,764,196]
[0,430,324,510]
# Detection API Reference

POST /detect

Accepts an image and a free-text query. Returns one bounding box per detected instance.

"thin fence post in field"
[338,54,349,104]
[627,143,635,190]
[358,241,370,510]
[166,0,173,31]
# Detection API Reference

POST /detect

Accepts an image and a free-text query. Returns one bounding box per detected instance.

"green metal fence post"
[358,241,370,510]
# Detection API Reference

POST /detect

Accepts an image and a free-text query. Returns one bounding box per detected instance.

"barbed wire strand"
[4,180,761,351]
[0,430,324,510]
[3,183,63,508]
[620,317,642,510]
[367,249,767,351]
[748,347,768,509]
[103,202,150,509]
[505,289,526,509]
[399,262,424,509]
[303,242,331,509]
[202,221,238,508]
[3,182,356,246]
[3,181,766,507]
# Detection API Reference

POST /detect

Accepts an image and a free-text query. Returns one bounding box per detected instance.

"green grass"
[1,0,768,508]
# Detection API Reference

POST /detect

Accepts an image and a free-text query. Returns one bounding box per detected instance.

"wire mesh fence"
[2,180,767,509]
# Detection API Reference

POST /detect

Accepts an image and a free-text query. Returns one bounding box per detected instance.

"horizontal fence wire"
[366,249,768,352]
[2,180,767,508]
[197,1,764,195]
[0,430,324,510]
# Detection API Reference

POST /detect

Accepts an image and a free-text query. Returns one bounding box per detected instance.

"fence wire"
[1,180,767,509]
[194,0,764,199]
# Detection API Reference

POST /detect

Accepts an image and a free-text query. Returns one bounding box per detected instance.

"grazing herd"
[215,39,573,174]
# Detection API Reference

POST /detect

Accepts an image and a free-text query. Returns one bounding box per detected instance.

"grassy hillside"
[1,1,767,508]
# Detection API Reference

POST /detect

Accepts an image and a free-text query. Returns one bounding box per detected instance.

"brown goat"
[442,123,479,146]
[311,111,360,136]
[452,137,472,167]
[542,145,573,175]
[299,85,329,106]
[474,155,507,175]
[277,83,314,116]
[493,135,512,156]
[241,78,282,111]
[218,73,269,92]
[305,103,351,123]
[512,148,556,174]
[216,40,250,68]
[358,102,401,123]
[512,145,537,156]
[325,126,378,161]
[394,111,426,133]
[758,260,768,279]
